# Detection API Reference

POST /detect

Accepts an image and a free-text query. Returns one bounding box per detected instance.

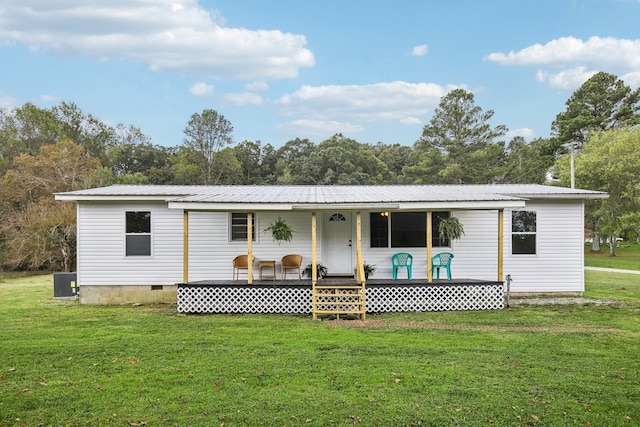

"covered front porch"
[177,206,511,318]
[177,278,506,315]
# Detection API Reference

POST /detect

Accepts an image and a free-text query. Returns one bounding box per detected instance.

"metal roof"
[55,184,607,209]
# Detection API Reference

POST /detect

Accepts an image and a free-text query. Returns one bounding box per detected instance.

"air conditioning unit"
[53,273,78,299]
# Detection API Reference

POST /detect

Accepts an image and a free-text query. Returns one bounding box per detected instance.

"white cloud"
[276,119,364,137]
[189,82,214,96]
[38,94,58,103]
[224,92,263,106]
[276,81,458,122]
[0,91,16,108]
[410,44,428,57]
[399,116,422,125]
[484,36,640,68]
[246,81,269,91]
[0,0,315,80]
[506,128,535,141]
[535,66,597,90]
[486,36,640,91]
[622,71,640,89]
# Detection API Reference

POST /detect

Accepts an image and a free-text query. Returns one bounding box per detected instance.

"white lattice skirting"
[179,286,312,314]
[178,283,504,314]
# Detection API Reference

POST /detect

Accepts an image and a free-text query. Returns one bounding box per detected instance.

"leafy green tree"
[212,148,244,184]
[371,142,416,183]
[273,138,316,184]
[554,127,640,256]
[233,140,265,184]
[276,138,316,163]
[503,137,556,184]
[108,139,171,181]
[288,134,392,184]
[552,72,640,148]
[183,109,234,184]
[168,146,205,185]
[259,143,280,184]
[403,89,508,184]
[52,101,119,165]
[0,103,61,175]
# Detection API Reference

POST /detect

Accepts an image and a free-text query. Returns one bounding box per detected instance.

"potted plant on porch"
[355,262,376,279]
[303,263,327,279]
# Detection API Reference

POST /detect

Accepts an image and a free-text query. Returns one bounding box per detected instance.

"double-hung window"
[125,211,151,256]
[511,210,537,254]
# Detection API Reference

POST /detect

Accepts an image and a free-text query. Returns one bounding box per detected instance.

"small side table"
[259,260,276,280]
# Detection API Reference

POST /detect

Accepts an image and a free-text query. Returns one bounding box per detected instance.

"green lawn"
[1,272,639,426]
[585,241,640,270]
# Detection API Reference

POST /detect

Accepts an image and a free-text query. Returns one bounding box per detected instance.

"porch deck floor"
[181,278,496,287]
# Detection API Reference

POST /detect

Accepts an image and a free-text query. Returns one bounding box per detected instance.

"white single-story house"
[55,184,607,313]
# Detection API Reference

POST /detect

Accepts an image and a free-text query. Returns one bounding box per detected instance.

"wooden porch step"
[312,282,366,320]
[323,274,355,279]
[313,310,364,315]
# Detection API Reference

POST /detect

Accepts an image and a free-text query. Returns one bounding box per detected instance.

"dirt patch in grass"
[509,296,612,306]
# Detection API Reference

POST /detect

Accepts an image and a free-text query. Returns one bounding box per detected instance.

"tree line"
[1,71,639,271]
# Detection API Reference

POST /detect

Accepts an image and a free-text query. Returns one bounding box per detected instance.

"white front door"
[322,212,353,275]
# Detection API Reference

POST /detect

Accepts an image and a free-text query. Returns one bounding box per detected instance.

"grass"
[584,241,640,270]
[1,273,640,426]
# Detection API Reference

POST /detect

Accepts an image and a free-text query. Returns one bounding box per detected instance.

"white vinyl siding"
[360,203,584,293]
[75,199,585,294]
[503,200,585,293]
[187,211,320,281]
[77,202,183,286]
[360,210,498,281]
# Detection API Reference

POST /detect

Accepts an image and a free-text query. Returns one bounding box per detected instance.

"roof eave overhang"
[508,193,608,200]
[55,194,176,202]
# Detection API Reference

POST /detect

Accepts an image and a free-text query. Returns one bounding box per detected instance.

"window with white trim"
[231,212,255,241]
[125,211,151,256]
[511,210,536,254]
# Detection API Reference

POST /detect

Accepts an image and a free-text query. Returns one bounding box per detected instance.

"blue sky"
[2,0,640,149]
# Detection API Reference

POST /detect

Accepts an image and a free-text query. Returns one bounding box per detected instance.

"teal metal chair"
[432,252,454,280]
[392,252,413,280]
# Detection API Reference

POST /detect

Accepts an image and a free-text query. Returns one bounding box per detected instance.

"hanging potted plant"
[264,216,294,244]
[438,216,464,244]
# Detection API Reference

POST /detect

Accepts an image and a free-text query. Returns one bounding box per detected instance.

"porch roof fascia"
[166,200,526,211]
[167,201,295,211]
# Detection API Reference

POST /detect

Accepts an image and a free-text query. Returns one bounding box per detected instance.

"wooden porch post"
[427,211,433,282]
[311,212,317,285]
[498,209,504,282]
[183,210,189,283]
[355,212,365,284]
[247,212,253,284]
